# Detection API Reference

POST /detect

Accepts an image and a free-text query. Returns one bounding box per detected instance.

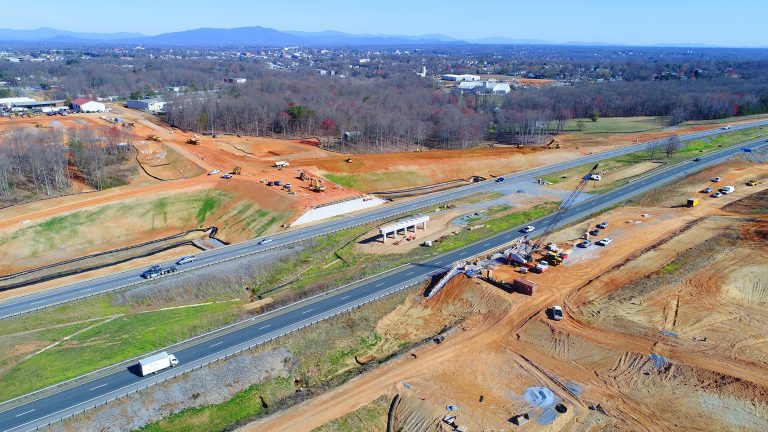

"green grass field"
[541,126,768,187]
[0,299,241,401]
[562,116,667,134]
[324,171,430,192]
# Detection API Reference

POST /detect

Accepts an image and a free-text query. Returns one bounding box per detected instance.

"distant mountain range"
[0,26,743,48]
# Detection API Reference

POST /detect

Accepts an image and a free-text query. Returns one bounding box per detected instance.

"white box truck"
[274,161,290,168]
[138,352,178,376]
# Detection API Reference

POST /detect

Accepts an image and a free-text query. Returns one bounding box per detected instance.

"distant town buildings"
[457,80,511,94]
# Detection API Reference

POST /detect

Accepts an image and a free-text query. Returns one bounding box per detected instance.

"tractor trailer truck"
[138,351,179,376]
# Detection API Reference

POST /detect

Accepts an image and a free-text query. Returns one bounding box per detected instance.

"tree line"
[0,126,135,205]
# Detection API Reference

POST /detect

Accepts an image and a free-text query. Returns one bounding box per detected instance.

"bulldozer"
[34,123,43,128]
[232,166,242,175]
[345,157,353,163]
[746,179,763,186]
[186,135,200,145]
[147,135,162,142]
[309,177,326,192]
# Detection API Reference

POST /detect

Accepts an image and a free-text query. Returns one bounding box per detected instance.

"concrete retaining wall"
[291,196,386,226]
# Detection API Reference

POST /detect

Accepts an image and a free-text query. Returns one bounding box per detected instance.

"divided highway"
[1,137,765,432]
[1,120,766,320]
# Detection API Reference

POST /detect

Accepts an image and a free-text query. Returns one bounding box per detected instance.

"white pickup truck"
[138,352,179,376]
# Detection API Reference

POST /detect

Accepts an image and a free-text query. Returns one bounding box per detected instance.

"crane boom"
[525,163,599,254]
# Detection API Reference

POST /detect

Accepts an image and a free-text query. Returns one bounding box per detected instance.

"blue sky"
[2,0,766,46]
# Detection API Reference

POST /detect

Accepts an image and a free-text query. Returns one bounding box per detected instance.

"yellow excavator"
[546,138,562,149]
[309,177,326,192]
[232,166,242,175]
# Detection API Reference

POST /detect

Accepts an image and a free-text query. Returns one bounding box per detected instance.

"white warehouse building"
[126,99,166,113]
[71,98,106,113]
[442,74,481,82]
[379,215,429,243]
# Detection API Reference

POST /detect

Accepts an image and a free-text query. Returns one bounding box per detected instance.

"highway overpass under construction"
[379,215,429,243]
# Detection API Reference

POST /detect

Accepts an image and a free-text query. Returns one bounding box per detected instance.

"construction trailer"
[512,278,536,296]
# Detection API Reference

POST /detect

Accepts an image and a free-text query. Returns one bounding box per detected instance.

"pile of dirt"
[724,189,768,215]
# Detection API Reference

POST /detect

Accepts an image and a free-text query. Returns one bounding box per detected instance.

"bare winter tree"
[647,140,664,160]
[664,135,682,158]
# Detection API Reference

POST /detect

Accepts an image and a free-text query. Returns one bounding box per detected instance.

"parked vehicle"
[596,238,613,246]
[596,221,609,229]
[274,161,290,168]
[495,177,505,182]
[702,187,713,193]
[221,174,233,179]
[589,229,600,236]
[721,125,732,130]
[207,169,220,176]
[176,255,195,265]
[711,177,722,182]
[258,238,273,245]
[719,185,735,194]
[577,240,592,248]
[589,174,602,181]
[521,225,535,233]
[274,180,282,186]
[551,306,564,321]
[138,352,178,376]
[711,192,723,198]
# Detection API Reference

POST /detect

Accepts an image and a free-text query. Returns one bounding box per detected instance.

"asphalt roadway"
[1,121,767,320]
[1,136,765,432]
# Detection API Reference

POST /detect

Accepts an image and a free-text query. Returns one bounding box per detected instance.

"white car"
[521,226,535,233]
[221,174,233,179]
[711,192,723,198]
[176,255,196,265]
[258,238,273,245]
[596,238,612,246]
[711,177,722,182]
[208,169,221,176]
[551,305,564,321]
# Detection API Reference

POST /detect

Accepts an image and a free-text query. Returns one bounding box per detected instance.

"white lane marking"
[259,324,271,330]
[89,383,108,391]
[483,243,491,247]
[302,309,313,314]
[30,300,46,304]
[340,295,351,300]
[209,341,224,348]
[375,282,385,287]
[15,409,35,417]
[434,261,443,265]
[405,271,414,276]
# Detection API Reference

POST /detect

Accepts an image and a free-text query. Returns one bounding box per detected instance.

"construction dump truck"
[147,135,162,142]
[138,351,178,376]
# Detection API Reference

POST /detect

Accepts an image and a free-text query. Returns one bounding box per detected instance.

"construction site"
[245,154,768,432]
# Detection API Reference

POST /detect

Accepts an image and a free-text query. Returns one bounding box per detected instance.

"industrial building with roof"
[71,98,106,113]
[126,98,166,113]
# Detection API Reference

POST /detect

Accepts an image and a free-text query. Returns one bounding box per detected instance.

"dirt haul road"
[245,166,768,432]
